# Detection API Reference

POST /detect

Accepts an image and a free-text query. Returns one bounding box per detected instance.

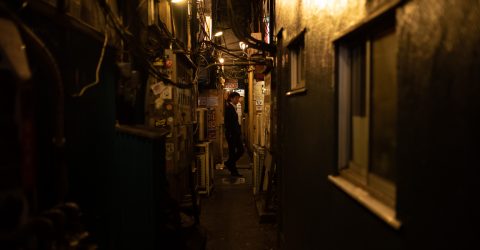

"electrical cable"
[225,0,275,53]
[98,0,194,89]
[73,31,108,97]
[208,41,265,63]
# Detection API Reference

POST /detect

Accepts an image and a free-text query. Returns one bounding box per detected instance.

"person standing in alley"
[224,92,244,177]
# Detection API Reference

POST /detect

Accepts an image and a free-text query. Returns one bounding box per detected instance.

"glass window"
[288,31,306,91]
[370,28,397,182]
[337,25,397,207]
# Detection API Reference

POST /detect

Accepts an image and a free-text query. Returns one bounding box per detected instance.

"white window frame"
[286,29,307,96]
[337,38,397,207]
[330,5,403,229]
[290,45,305,90]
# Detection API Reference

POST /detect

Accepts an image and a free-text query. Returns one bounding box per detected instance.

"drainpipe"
[248,65,254,153]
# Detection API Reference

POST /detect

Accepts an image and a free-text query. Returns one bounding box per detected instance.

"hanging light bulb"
[214,31,223,37]
[239,42,247,50]
[219,57,225,64]
[171,0,185,3]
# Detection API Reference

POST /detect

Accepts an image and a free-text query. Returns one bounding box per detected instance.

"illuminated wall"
[275,0,480,249]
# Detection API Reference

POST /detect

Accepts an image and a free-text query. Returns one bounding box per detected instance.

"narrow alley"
[2,0,480,250]
[201,155,277,250]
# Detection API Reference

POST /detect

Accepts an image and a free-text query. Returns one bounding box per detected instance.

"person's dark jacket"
[224,102,241,137]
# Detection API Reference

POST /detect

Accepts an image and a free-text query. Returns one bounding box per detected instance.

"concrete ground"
[199,154,277,250]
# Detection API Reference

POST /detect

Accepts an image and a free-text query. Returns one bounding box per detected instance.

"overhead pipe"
[226,0,276,54]
[0,3,67,204]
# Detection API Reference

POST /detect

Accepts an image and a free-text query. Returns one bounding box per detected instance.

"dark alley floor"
[199,154,277,250]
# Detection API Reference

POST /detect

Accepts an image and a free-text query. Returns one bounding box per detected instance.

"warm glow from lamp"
[303,0,351,14]
[214,31,223,37]
[219,58,225,64]
[279,0,352,17]
[171,0,185,3]
[239,42,247,50]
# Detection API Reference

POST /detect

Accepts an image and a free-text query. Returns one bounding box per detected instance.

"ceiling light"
[239,42,247,50]
[219,58,225,64]
[214,31,223,37]
[171,0,184,3]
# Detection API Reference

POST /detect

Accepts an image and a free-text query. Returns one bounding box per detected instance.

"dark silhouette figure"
[224,92,244,177]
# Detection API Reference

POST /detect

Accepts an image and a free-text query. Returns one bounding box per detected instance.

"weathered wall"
[61,32,117,248]
[396,0,480,248]
[24,6,118,247]
[275,0,480,249]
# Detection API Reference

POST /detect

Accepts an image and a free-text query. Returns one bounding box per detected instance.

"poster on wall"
[264,73,271,104]
[225,79,239,89]
[207,109,216,139]
[234,89,245,96]
[198,96,207,107]
[255,80,265,111]
[207,96,218,107]
[256,100,264,111]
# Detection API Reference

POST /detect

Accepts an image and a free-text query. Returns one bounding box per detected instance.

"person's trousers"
[225,134,244,172]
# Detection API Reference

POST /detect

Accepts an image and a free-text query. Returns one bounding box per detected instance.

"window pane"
[290,50,298,89]
[300,45,306,86]
[370,28,397,182]
[338,45,352,170]
[350,43,368,172]
[351,44,366,116]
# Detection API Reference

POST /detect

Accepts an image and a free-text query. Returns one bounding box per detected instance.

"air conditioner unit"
[196,108,208,142]
[196,153,206,187]
[195,142,214,196]
[253,145,265,195]
[255,113,265,146]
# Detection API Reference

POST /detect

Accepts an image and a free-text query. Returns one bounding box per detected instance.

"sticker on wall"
[164,58,173,68]
[151,81,163,95]
[154,119,166,127]
[151,81,173,100]
[155,97,164,109]
[161,86,173,99]
[167,117,174,124]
